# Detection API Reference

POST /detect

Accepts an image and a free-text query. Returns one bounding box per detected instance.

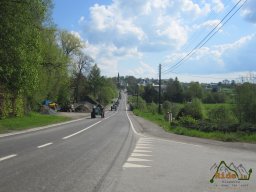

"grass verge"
[133,109,256,143]
[0,112,71,134]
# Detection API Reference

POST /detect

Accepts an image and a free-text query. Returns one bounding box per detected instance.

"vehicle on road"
[91,105,105,118]
[111,100,119,111]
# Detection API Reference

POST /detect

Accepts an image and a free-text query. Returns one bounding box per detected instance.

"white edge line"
[62,120,102,140]
[125,106,140,136]
[37,142,53,149]
[0,154,17,162]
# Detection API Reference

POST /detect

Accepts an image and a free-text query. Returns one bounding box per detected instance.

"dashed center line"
[0,154,17,162]
[37,142,53,149]
[63,120,102,140]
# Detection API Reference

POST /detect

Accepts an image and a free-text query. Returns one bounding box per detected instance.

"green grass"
[0,112,71,134]
[133,109,256,143]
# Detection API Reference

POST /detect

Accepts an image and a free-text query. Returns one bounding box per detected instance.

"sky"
[52,0,256,83]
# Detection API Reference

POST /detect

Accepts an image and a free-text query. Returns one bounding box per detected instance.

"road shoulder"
[128,111,256,152]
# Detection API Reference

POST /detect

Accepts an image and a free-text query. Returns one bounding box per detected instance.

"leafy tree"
[72,53,93,102]
[178,98,203,120]
[88,64,103,99]
[142,85,158,103]
[98,78,117,105]
[36,28,69,103]
[235,83,256,124]
[125,76,138,95]
[186,82,203,100]
[59,30,84,56]
[165,77,184,103]
[0,0,49,116]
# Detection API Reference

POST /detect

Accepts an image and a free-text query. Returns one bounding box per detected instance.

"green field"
[133,109,256,143]
[0,113,71,134]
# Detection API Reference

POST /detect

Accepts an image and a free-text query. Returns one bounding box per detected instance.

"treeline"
[0,0,117,118]
[127,76,256,132]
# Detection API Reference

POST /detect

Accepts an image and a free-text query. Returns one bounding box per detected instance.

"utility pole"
[158,64,161,114]
[137,84,139,108]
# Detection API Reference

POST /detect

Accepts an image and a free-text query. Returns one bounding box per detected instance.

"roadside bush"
[162,100,171,114]
[162,100,181,119]
[203,92,226,103]
[235,83,256,124]
[128,96,147,111]
[178,98,203,120]
[238,123,256,133]
[179,116,198,129]
[147,102,158,114]
[208,106,237,124]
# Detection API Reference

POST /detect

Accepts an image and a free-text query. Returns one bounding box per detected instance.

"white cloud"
[212,0,225,13]
[128,62,157,77]
[212,34,255,56]
[241,0,256,23]
[180,0,211,17]
[163,34,255,73]
[163,71,256,83]
[74,0,255,78]
[194,19,220,29]
[78,16,85,24]
[156,17,188,48]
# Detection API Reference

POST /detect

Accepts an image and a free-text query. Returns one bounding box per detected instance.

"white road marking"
[138,140,152,143]
[140,138,153,141]
[131,153,152,157]
[127,157,152,162]
[133,149,152,153]
[0,154,17,162]
[123,162,151,168]
[63,120,102,140]
[37,142,53,149]
[135,146,151,149]
[136,143,152,146]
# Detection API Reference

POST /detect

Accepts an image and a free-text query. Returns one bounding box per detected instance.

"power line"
[162,0,247,74]
[167,0,248,73]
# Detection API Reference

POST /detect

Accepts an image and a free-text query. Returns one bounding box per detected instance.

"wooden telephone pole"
[158,64,161,114]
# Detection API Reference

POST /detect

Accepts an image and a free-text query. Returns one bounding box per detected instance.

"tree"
[125,76,138,95]
[88,64,102,99]
[186,82,203,100]
[34,28,70,105]
[142,85,158,103]
[165,77,184,103]
[98,78,117,105]
[72,53,93,102]
[59,30,84,56]
[235,83,256,124]
[0,0,49,116]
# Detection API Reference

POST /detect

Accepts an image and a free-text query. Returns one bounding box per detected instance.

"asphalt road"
[0,94,256,192]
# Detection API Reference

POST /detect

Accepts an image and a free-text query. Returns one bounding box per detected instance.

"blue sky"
[53,0,256,82]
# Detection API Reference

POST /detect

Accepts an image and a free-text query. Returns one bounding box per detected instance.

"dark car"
[91,105,105,118]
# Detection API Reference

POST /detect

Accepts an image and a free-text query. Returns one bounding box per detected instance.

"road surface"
[0,94,255,192]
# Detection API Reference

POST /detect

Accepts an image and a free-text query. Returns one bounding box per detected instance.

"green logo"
[210,161,252,183]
